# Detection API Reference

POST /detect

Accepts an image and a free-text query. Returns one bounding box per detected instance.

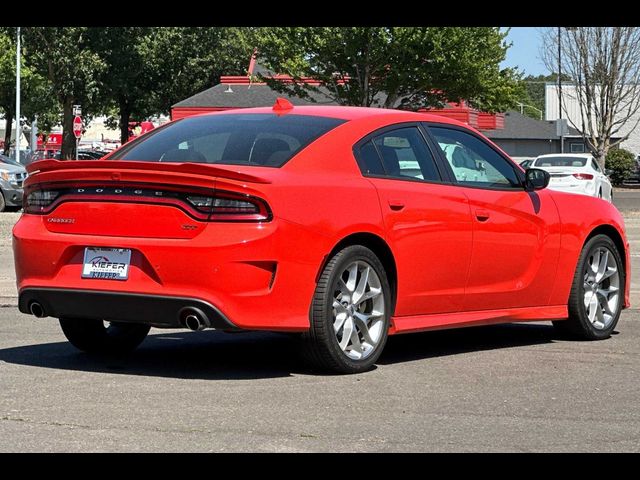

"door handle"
[475,209,490,222]
[388,199,405,211]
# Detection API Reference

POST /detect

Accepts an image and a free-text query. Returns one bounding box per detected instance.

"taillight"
[185,192,271,221]
[24,189,60,213]
[573,173,594,180]
[23,185,271,222]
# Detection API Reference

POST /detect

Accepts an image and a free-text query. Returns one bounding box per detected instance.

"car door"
[425,124,561,311]
[591,158,612,200]
[353,124,473,315]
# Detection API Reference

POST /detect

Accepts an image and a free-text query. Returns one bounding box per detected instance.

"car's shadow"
[0,323,562,380]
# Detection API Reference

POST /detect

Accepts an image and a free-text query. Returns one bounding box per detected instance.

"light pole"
[15,27,21,163]
[558,26,564,154]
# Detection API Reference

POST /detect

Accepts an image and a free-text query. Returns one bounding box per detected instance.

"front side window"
[429,126,521,189]
[111,114,346,167]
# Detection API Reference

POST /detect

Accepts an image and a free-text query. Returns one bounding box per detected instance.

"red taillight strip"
[572,173,594,180]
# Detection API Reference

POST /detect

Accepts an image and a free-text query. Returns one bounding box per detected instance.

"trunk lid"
[25,159,273,239]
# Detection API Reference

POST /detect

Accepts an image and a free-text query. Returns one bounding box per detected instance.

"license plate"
[82,247,131,280]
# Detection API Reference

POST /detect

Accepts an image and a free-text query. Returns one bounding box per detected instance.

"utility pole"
[15,27,21,163]
[558,26,564,154]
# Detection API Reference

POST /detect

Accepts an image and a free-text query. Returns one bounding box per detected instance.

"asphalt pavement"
[0,309,639,452]
[613,190,640,212]
[0,207,639,452]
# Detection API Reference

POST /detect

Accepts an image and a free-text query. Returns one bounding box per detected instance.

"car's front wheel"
[553,234,624,339]
[303,245,391,374]
[59,318,150,354]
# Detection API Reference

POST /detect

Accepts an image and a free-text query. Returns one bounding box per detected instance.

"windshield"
[534,156,588,167]
[0,154,24,168]
[111,114,346,167]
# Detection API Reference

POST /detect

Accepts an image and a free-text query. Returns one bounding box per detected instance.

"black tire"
[302,245,391,374]
[553,234,624,340]
[59,318,150,354]
[0,191,5,212]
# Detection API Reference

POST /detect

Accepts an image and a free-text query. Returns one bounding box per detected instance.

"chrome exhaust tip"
[29,302,46,318]
[181,307,209,331]
[184,314,205,331]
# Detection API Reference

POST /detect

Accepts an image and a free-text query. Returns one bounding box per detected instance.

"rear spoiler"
[26,159,272,184]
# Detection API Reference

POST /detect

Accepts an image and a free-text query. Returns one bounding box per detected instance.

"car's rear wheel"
[303,245,391,374]
[0,191,5,212]
[553,234,623,339]
[59,318,150,354]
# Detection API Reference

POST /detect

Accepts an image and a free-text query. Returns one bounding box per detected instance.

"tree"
[543,27,640,167]
[517,73,572,120]
[141,27,255,116]
[256,27,523,112]
[89,27,156,144]
[606,148,635,185]
[0,29,58,153]
[22,27,106,159]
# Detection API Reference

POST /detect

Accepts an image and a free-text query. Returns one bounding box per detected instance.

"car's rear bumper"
[13,213,331,332]
[18,288,238,330]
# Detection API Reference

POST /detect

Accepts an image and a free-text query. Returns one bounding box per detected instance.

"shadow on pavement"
[379,322,557,365]
[0,323,560,380]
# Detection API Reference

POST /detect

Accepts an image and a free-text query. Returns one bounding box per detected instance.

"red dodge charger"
[13,103,631,373]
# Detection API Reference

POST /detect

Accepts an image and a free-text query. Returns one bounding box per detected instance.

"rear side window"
[112,114,346,167]
[355,126,441,182]
[535,156,588,167]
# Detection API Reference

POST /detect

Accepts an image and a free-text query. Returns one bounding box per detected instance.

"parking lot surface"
[0,208,639,452]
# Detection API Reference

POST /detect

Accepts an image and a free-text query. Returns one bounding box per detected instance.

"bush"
[606,148,636,185]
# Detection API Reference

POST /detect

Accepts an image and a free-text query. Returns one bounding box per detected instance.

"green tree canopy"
[257,27,523,112]
[0,29,58,152]
[22,27,106,159]
[141,27,255,115]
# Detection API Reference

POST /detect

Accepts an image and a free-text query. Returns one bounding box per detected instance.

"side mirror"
[524,168,550,191]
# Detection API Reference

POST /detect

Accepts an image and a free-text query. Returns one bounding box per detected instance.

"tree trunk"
[119,99,130,145]
[61,96,76,160]
[3,110,13,155]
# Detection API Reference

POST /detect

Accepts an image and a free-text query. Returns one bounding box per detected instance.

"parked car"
[52,150,104,161]
[519,159,533,169]
[0,154,27,211]
[14,103,630,373]
[532,153,613,202]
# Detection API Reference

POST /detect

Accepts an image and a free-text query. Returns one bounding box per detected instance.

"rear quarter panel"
[548,191,630,308]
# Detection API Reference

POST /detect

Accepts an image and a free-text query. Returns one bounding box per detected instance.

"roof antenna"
[273,97,293,112]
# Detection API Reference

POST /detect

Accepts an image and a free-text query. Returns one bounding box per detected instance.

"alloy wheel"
[583,246,620,330]
[332,261,385,360]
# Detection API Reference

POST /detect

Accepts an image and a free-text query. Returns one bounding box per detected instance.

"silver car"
[0,155,28,211]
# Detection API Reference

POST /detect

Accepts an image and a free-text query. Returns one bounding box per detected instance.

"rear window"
[534,156,588,167]
[112,114,346,167]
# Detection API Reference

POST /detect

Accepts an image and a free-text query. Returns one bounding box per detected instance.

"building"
[172,57,598,163]
[171,59,506,129]
[480,110,599,163]
[545,83,640,155]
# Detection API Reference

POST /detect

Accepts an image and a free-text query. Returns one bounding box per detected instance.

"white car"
[531,153,613,202]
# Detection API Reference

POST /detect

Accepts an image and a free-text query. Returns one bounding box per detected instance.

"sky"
[501,27,548,76]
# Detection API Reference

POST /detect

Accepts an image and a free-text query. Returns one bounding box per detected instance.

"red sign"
[73,116,83,139]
